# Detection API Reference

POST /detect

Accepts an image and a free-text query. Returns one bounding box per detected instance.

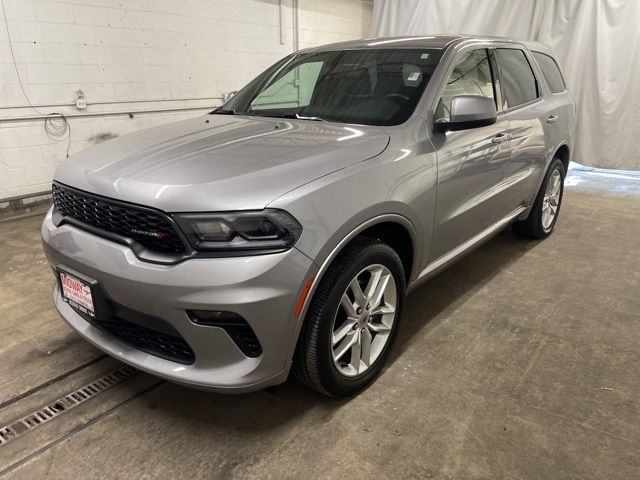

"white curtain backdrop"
[372,0,640,170]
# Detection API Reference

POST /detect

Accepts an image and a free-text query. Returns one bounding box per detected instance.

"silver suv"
[42,36,575,397]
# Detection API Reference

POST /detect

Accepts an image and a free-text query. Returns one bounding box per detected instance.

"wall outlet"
[75,90,87,110]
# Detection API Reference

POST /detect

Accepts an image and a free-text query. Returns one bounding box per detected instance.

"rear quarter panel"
[526,45,576,198]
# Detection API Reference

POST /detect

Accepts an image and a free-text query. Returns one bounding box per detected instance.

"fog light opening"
[188,310,262,357]
[189,310,245,326]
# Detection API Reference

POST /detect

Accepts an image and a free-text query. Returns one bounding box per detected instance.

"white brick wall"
[0,0,373,199]
[298,0,372,49]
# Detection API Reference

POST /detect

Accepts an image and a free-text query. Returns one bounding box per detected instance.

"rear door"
[429,47,513,261]
[531,50,576,161]
[495,47,548,209]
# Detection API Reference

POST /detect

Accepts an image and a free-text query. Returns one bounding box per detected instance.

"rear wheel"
[513,158,565,239]
[294,238,405,397]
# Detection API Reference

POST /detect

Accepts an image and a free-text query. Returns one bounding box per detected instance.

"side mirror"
[436,94,497,132]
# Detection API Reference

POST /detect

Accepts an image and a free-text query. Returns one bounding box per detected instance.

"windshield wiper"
[294,113,329,122]
[248,112,330,122]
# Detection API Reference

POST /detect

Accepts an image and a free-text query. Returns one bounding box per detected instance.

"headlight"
[174,209,302,252]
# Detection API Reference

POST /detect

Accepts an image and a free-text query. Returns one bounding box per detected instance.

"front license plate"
[58,270,96,317]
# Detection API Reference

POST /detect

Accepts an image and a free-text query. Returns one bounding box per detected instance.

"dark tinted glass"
[496,49,538,108]
[532,52,566,93]
[220,49,442,126]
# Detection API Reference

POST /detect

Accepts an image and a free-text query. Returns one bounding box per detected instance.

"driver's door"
[429,48,512,262]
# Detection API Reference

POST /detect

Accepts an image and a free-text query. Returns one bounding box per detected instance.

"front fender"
[268,148,438,364]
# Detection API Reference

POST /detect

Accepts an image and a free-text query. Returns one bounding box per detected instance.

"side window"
[496,49,538,108]
[251,61,324,110]
[532,52,566,94]
[436,49,495,122]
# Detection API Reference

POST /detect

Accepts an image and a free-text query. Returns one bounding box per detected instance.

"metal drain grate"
[0,365,136,447]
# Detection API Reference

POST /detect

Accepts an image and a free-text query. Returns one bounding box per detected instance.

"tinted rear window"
[533,52,566,93]
[496,48,538,108]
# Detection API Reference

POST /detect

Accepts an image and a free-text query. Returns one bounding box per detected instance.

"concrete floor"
[1,168,639,479]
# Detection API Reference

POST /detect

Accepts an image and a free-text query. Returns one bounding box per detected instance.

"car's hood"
[54,115,390,211]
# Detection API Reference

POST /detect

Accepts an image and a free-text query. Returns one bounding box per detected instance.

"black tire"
[293,238,406,397]
[512,158,566,239]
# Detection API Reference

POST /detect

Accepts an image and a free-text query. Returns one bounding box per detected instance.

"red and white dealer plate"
[58,270,95,317]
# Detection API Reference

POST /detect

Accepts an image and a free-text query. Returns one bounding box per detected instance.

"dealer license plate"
[58,270,96,317]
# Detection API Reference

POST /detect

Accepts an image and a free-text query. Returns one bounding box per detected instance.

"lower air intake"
[89,313,196,365]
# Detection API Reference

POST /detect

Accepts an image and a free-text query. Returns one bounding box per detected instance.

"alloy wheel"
[542,169,562,230]
[330,264,397,377]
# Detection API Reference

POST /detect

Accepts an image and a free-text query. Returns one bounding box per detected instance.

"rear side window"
[496,49,538,109]
[532,52,566,93]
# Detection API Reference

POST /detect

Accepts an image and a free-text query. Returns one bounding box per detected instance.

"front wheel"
[513,158,565,239]
[294,238,406,397]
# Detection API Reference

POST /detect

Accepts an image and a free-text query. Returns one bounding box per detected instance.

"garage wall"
[0,0,373,201]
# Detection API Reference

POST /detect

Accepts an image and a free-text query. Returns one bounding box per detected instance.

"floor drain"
[0,365,137,447]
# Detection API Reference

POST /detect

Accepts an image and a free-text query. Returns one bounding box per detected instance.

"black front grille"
[52,183,186,254]
[89,313,195,365]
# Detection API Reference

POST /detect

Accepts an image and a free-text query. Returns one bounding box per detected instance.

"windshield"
[218,48,443,126]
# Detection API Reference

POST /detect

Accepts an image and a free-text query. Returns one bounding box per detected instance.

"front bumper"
[41,208,318,393]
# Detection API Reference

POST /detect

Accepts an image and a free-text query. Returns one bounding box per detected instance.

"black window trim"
[494,46,542,114]
[487,47,504,113]
[531,50,567,95]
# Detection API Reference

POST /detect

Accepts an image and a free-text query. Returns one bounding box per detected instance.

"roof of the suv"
[302,35,554,55]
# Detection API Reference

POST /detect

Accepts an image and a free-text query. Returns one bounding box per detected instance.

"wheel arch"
[285,214,419,364]
[520,141,571,222]
[311,214,418,287]
[554,143,570,174]
[356,221,414,284]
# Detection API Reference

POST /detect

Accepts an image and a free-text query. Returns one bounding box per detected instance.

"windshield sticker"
[406,71,421,82]
[420,53,430,60]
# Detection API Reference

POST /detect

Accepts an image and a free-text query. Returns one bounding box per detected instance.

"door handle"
[546,115,559,124]
[492,132,509,144]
